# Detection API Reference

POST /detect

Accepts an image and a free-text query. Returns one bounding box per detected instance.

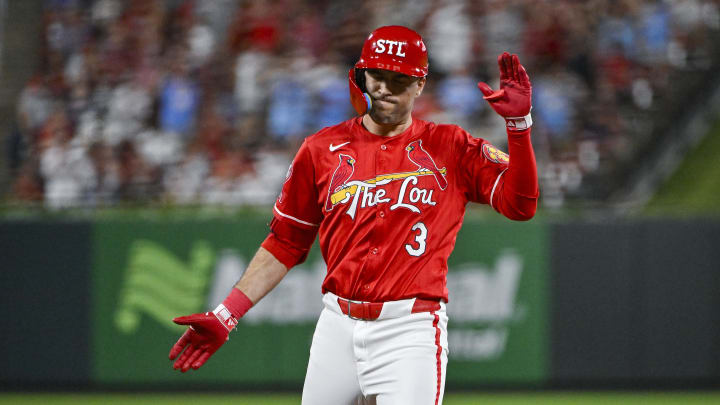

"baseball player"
[169,25,538,405]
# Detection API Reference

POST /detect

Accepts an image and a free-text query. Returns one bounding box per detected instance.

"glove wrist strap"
[213,288,254,332]
[505,112,532,131]
[212,304,238,331]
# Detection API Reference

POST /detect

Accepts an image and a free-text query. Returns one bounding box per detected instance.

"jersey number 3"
[405,222,427,257]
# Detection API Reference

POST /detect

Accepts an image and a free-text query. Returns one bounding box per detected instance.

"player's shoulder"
[412,118,457,133]
[415,119,467,141]
[301,118,356,150]
[282,120,353,159]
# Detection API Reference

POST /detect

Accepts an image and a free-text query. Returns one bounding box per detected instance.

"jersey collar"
[353,115,423,144]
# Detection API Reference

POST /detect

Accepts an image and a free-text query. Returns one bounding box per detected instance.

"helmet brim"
[355,58,427,77]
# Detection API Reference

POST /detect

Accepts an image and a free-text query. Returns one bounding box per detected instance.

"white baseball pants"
[301,292,449,405]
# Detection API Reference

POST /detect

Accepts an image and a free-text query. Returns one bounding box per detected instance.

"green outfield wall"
[1,215,719,389]
[91,217,549,386]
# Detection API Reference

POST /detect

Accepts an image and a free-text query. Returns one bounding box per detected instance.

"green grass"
[645,122,720,216]
[1,392,720,405]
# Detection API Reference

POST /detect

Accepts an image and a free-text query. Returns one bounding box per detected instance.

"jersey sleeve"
[454,127,509,206]
[261,139,323,269]
[273,139,323,229]
[491,129,538,220]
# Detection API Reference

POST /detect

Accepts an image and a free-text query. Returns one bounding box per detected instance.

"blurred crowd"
[6,0,720,209]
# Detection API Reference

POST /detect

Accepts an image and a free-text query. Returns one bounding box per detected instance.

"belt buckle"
[345,298,364,320]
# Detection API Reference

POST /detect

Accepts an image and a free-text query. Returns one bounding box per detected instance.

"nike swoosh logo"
[329,142,350,152]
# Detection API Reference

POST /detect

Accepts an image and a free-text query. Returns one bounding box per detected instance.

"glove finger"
[168,329,192,360]
[518,64,531,87]
[173,313,205,325]
[477,82,495,97]
[192,351,213,370]
[173,344,197,371]
[479,84,505,101]
[502,53,513,82]
[497,53,509,82]
[182,346,205,372]
[511,54,520,81]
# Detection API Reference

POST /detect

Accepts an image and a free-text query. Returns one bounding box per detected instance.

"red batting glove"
[169,310,233,372]
[169,288,253,372]
[478,52,533,131]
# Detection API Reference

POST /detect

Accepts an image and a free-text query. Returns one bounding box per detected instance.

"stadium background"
[1,0,719,404]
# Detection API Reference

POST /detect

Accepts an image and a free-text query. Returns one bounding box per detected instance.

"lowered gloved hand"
[478,52,533,131]
[169,288,252,372]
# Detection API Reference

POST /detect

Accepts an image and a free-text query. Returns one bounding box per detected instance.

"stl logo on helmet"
[374,39,406,57]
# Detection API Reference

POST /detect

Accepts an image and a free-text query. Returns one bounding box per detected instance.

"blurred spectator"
[163,141,210,204]
[532,64,587,143]
[85,141,120,206]
[17,76,54,140]
[266,56,313,144]
[426,0,473,74]
[481,0,524,66]
[436,67,485,128]
[227,1,282,53]
[114,139,157,202]
[201,147,253,206]
[637,0,671,63]
[12,160,44,203]
[233,49,271,115]
[39,111,95,208]
[301,54,350,130]
[595,1,637,59]
[103,73,154,145]
[159,49,200,138]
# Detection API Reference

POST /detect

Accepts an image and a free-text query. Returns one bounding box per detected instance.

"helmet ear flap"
[355,68,367,92]
[348,68,371,115]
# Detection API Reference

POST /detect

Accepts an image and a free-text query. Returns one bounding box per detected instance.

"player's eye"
[368,70,383,79]
[393,76,413,86]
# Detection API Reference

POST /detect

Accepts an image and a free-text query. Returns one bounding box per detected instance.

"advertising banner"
[91,215,548,386]
[446,220,549,385]
[91,216,317,384]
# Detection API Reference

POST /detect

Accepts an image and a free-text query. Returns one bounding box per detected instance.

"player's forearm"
[505,128,538,197]
[233,246,289,304]
[495,128,539,220]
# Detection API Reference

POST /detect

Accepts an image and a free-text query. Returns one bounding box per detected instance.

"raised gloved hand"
[169,289,253,372]
[478,52,533,131]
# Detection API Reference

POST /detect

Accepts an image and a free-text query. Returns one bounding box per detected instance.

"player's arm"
[168,247,288,372]
[169,217,318,373]
[168,221,317,373]
[478,53,539,220]
[169,141,321,373]
[233,246,288,303]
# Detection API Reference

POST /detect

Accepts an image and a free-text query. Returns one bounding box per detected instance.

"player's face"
[364,69,426,124]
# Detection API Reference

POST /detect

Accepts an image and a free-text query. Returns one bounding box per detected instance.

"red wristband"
[222,288,254,319]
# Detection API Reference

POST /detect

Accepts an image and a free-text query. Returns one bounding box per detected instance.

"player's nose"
[371,79,392,97]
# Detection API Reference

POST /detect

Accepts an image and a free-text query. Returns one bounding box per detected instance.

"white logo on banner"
[446,250,524,360]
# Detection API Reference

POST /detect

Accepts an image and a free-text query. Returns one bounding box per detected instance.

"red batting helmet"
[349,26,429,115]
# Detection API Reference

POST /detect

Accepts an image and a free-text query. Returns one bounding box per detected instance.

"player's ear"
[415,77,427,97]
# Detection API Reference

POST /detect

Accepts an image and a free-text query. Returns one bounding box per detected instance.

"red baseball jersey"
[271,116,510,302]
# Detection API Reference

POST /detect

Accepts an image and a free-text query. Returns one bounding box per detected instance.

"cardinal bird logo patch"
[325,154,356,211]
[405,140,448,190]
[482,143,509,164]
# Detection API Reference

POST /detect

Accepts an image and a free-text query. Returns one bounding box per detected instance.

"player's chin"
[370,108,404,124]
